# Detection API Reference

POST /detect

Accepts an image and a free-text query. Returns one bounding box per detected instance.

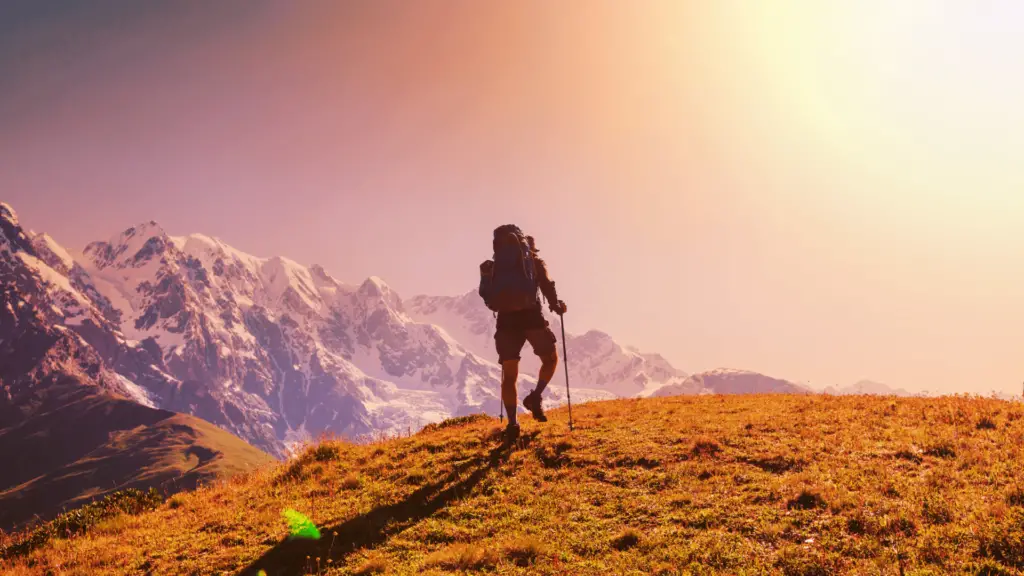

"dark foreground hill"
[4,393,1024,575]
[0,394,274,532]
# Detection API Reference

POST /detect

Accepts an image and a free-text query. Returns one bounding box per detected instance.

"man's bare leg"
[523,352,558,421]
[535,352,558,394]
[501,359,520,426]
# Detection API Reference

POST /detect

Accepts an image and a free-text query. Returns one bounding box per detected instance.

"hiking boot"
[523,391,547,422]
[504,423,521,442]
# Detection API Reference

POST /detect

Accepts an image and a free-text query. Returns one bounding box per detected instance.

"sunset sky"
[3,1,1024,395]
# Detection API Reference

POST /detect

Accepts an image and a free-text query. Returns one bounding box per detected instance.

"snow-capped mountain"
[652,368,812,397]
[67,224,538,456]
[822,380,914,397]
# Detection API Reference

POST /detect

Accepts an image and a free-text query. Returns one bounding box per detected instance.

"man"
[479,224,567,440]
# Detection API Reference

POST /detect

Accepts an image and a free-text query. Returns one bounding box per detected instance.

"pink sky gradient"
[4,1,1024,394]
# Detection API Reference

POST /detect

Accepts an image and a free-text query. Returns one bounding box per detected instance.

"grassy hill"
[0,390,274,532]
[4,393,1024,575]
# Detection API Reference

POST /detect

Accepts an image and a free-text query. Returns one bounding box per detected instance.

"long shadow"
[237,431,537,576]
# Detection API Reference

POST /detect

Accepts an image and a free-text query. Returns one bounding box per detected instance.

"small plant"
[977,416,998,430]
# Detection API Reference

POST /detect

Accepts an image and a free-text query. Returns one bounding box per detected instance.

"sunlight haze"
[2,0,1023,395]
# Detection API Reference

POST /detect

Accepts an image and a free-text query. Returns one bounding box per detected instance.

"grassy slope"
[0,394,274,531]
[5,393,1024,575]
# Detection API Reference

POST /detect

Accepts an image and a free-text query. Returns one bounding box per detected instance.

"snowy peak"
[656,368,811,397]
[84,221,172,270]
[0,203,35,255]
[30,232,76,275]
[824,379,914,397]
[0,202,20,227]
[357,276,405,314]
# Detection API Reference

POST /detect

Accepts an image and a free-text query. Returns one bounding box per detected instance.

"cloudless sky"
[3,0,1024,395]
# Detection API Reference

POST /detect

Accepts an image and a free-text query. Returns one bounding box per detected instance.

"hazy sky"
[3,1,1024,395]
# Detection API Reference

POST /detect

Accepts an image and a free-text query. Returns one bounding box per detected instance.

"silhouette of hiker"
[479,225,567,441]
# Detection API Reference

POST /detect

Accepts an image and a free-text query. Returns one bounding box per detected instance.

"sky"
[3,1,1024,395]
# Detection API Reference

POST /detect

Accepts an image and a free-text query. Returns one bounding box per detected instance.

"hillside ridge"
[4,393,1024,575]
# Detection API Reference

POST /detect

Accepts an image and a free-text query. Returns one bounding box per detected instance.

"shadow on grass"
[237,430,537,576]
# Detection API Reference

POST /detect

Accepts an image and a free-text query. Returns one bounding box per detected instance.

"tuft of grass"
[504,536,547,567]
[924,441,957,459]
[405,469,427,485]
[611,528,642,551]
[977,415,998,430]
[353,556,389,575]
[167,494,187,510]
[690,436,722,458]
[424,543,498,571]
[341,473,363,490]
[312,444,341,462]
[420,414,492,434]
[922,495,954,525]
[787,490,826,510]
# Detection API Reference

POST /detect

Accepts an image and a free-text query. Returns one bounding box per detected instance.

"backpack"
[480,225,539,313]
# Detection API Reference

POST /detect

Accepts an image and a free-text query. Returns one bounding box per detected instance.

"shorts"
[495,326,558,363]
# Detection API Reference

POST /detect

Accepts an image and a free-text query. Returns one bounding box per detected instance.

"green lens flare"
[282,508,321,540]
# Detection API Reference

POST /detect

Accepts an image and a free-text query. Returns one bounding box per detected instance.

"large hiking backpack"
[483,225,539,313]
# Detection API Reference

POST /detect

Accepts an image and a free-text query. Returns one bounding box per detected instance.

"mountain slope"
[0,399,272,531]
[0,204,273,530]
[4,394,1024,575]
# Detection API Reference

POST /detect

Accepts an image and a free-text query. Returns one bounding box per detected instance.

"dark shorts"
[495,326,558,363]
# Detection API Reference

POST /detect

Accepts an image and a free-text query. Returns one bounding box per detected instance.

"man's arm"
[534,257,565,313]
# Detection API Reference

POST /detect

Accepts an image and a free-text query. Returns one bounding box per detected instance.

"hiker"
[478,225,567,440]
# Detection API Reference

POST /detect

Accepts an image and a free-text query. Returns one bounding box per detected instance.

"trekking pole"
[499,363,505,424]
[559,313,574,431]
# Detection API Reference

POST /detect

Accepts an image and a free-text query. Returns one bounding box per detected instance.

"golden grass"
[5,393,1024,574]
[424,543,499,571]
